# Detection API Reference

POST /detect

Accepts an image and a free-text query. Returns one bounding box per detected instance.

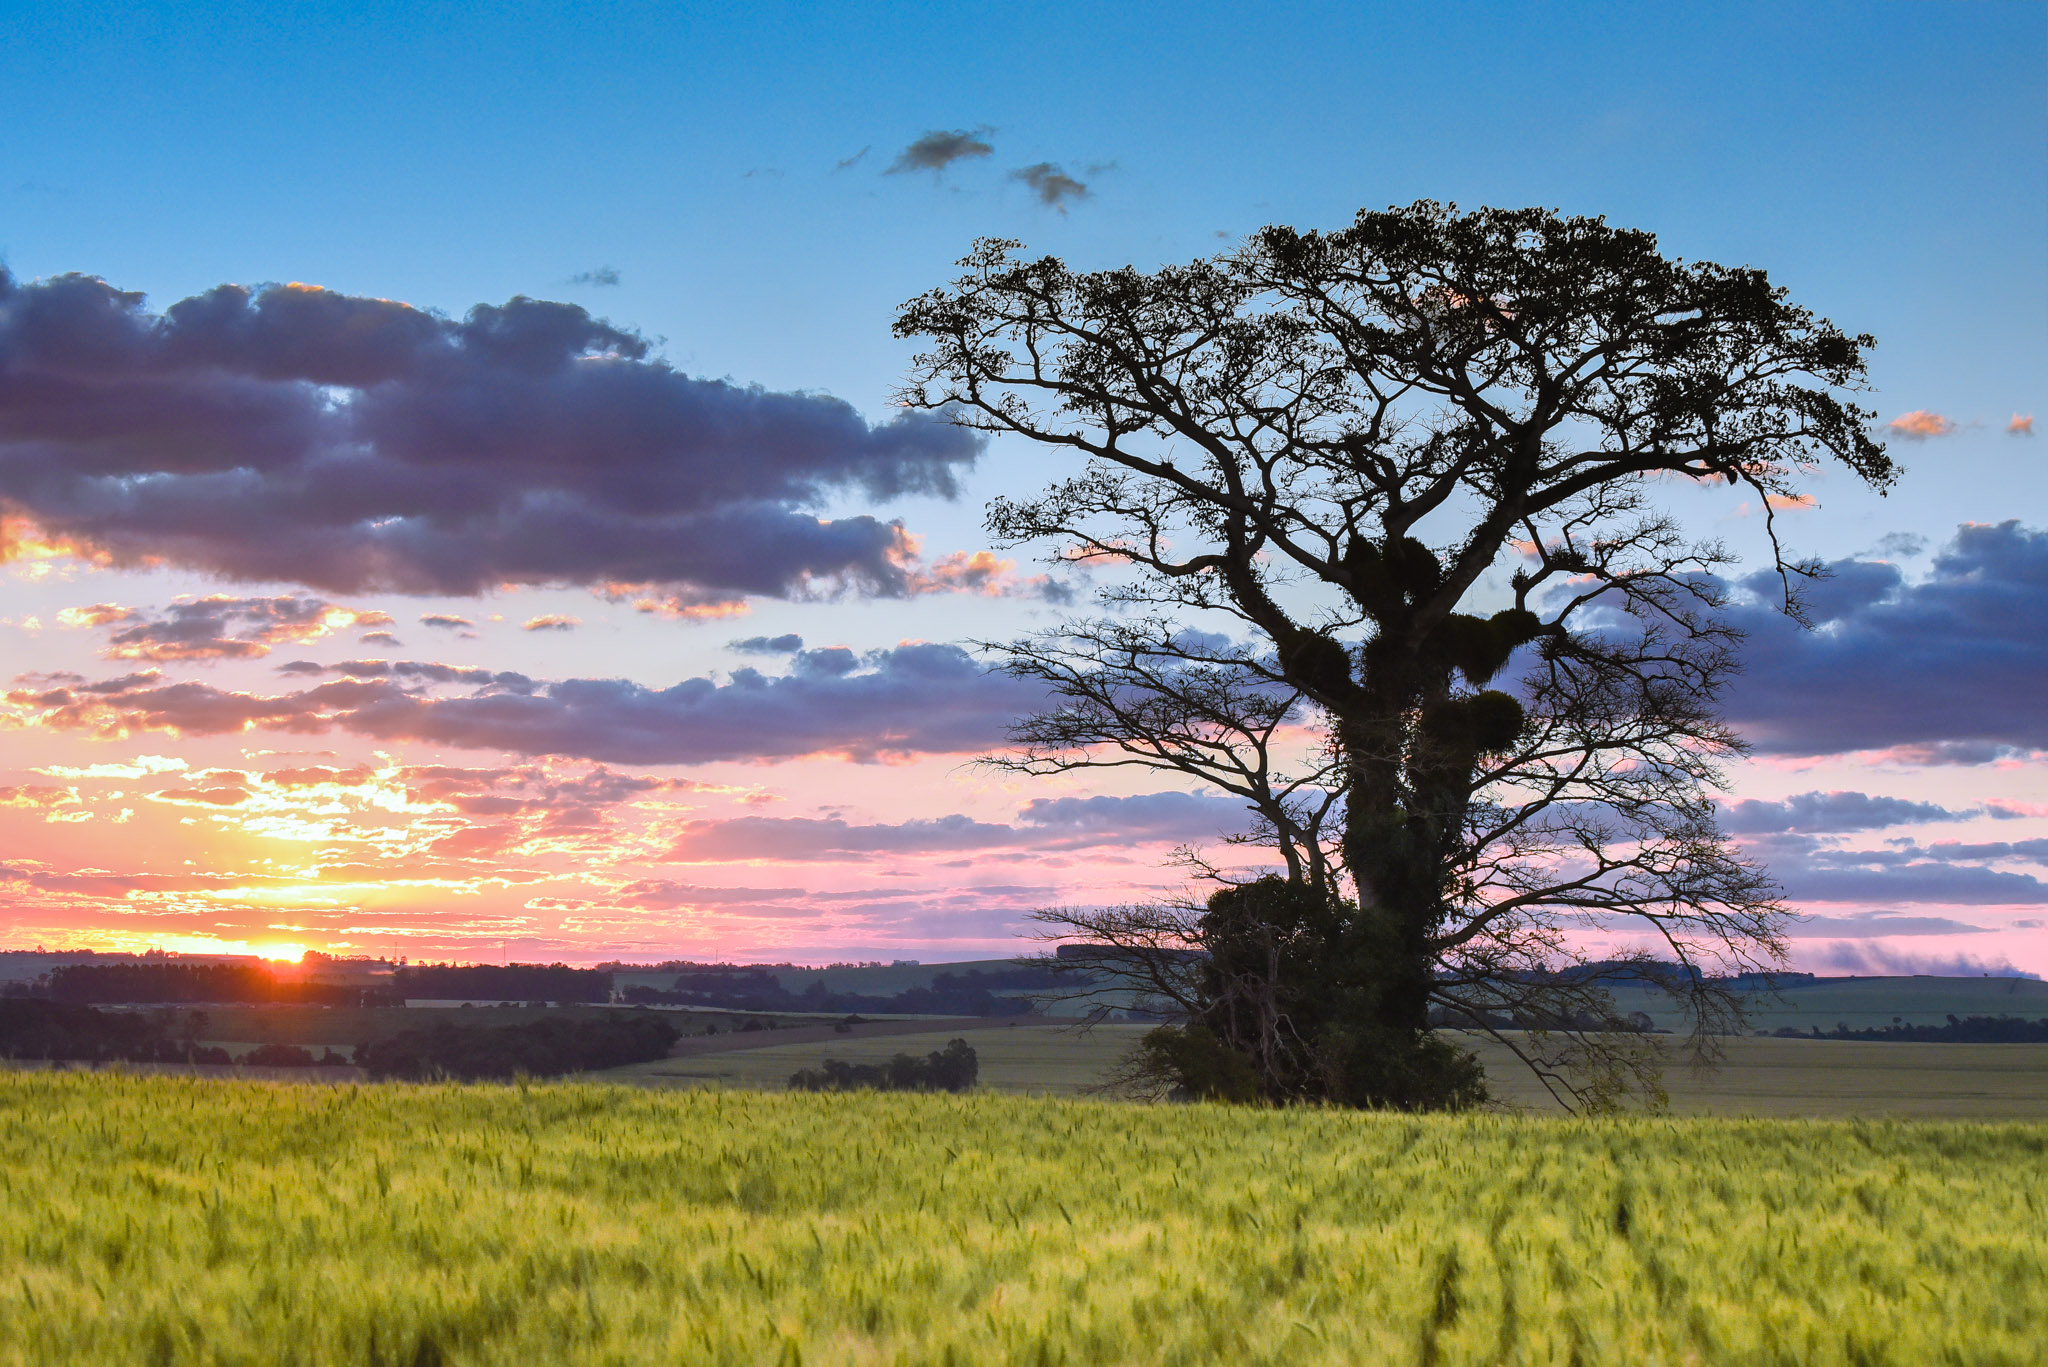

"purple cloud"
[0,270,979,600]
[7,642,1039,766]
[666,790,1251,862]
[57,594,391,662]
[1723,521,2048,760]
[1719,791,1974,834]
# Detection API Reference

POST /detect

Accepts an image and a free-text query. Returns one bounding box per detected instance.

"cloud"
[5,642,1040,765]
[567,267,620,287]
[420,613,475,630]
[522,615,580,632]
[833,147,870,172]
[1798,942,2039,977]
[1779,862,2048,905]
[2010,414,2035,436]
[899,548,1067,599]
[1885,410,1955,439]
[0,270,980,601]
[1783,912,1996,937]
[1719,790,1974,834]
[669,813,1021,862]
[55,594,392,661]
[1987,800,2048,820]
[1723,521,2048,760]
[667,790,1249,862]
[1016,791,1248,842]
[0,783,75,811]
[886,128,994,175]
[729,634,804,655]
[1009,163,1089,212]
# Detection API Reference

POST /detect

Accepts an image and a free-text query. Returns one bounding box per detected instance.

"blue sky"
[1,0,2043,968]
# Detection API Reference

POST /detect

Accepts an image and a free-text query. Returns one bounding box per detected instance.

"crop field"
[611,1023,2048,1119]
[2,1073,2044,1366]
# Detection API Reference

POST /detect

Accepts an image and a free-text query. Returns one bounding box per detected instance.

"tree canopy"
[896,201,1895,1110]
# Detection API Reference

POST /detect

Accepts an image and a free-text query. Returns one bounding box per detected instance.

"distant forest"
[39,962,398,1006]
[0,999,676,1077]
[1778,1016,2048,1043]
[8,961,610,1006]
[620,964,1063,1016]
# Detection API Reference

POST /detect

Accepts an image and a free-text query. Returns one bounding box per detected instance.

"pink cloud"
[2010,414,2035,437]
[1885,410,1956,439]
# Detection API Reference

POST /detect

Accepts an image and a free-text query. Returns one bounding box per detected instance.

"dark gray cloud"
[59,594,391,661]
[1719,790,1974,834]
[0,270,979,600]
[8,642,1039,766]
[886,128,994,175]
[1009,162,1089,211]
[567,267,620,287]
[1722,521,2048,760]
[419,613,475,630]
[730,634,804,655]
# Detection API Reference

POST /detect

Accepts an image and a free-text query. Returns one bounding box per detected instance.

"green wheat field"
[2,1072,2043,1366]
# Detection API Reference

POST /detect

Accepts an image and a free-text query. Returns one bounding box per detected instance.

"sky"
[0,0,2042,972]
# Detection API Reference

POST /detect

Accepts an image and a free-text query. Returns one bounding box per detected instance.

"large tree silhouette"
[896,202,1894,1109]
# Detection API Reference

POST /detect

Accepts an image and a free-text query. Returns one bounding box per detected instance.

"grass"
[2,1072,2041,1366]
[614,1022,1151,1095]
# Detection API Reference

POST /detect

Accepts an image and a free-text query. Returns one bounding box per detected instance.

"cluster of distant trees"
[1428,1005,1658,1034]
[4,960,611,1006]
[353,1014,678,1080]
[1,997,678,1077]
[390,964,611,1003]
[622,965,1057,1017]
[0,1000,232,1064]
[1776,1016,2048,1044]
[788,1039,979,1093]
[39,963,399,1007]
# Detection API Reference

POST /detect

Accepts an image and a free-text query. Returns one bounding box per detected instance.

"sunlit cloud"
[2010,414,2035,436]
[522,615,581,632]
[1885,410,1956,439]
[55,595,393,661]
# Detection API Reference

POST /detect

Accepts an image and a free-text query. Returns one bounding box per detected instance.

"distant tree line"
[788,1039,979,1093]
[0,1000,231,1063]
[353,1013,678,1080]
[1776,1016,2048,1044]
[40,962,399,1006]
[1,998,677,1077]
[623,965,1056,1016]
[390,964,612,1003]
[10,961,611,1006]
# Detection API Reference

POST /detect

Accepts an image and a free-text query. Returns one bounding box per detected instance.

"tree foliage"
[788,1039,980,1093]
[896,201,1895,1110]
